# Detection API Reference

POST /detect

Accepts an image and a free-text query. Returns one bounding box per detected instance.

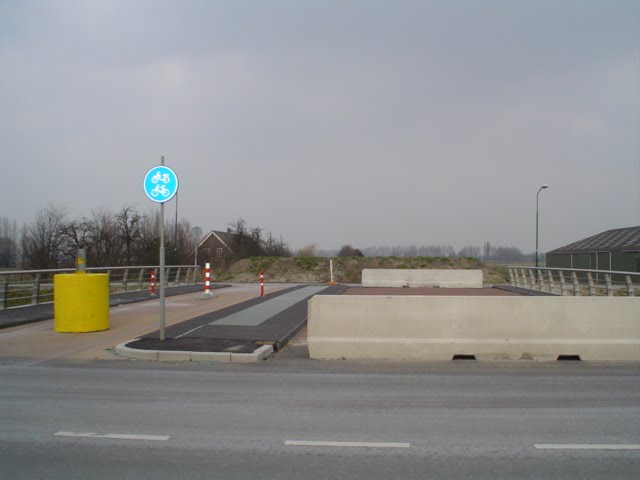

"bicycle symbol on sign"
[151,184,170,197]
[144,165,178,202]
[151,172,171,184]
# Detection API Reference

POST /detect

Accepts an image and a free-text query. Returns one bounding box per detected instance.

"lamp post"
[535,184,549,268]
[190,226,202,266]
[173,192,178,265]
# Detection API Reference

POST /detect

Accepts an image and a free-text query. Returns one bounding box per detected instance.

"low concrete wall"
[308,296,640,361]
[361,269,483,288]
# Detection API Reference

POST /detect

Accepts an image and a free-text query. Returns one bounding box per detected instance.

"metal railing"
[507,266,639,297]
[0,265,202,311]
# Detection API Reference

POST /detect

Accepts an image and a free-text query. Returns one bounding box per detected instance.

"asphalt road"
[2,358,639,479]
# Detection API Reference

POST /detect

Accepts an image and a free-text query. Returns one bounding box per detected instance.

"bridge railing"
[506,266,639,297]
[0,265,202,311]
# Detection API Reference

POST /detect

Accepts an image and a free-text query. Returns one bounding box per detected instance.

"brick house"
[197,229,236,266]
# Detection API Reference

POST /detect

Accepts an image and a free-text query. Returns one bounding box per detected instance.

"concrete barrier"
[308,296,640,361]
[361,269,483,288]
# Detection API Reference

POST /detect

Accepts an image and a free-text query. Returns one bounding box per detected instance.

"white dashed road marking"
[55,431,169,441]
[285,440,410,448]
[535,444,640,450]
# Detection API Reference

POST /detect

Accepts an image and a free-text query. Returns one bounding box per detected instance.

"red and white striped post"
[150,269,156,296]
[204,262,213,295]
[260,271,265,297]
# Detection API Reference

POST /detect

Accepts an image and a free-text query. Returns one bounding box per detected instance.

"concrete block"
[230,345,274,363]
[190,351,231,362]
[308,296,640,362]
[115,342,159,361]
[362,269,483,288]
[157,350,192,362]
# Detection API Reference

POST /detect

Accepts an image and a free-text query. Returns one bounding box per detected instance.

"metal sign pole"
[143,156,178,341]
[159,156,166,341]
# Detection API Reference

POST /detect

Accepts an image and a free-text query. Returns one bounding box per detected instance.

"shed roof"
[547,226,640,254]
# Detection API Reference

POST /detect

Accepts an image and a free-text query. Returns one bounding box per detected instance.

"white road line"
[285,440,410,448]
[54,431,169,441]
[175,324,205,338]
[535,444,640,450]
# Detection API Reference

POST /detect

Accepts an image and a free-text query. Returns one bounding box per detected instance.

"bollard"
[204,262,213,295]
[76,248,87,274]
[196,263,215,299]
[327,259,337,285]
[54,274,109,332]
[260,271,265,297]
[54,250,108,333]
[150,269,156,296]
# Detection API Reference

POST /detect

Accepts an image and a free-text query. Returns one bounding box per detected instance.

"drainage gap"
[557,355,581,361]
[452,354,476,360]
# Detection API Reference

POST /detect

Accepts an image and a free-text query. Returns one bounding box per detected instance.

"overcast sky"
[1,0,638,252]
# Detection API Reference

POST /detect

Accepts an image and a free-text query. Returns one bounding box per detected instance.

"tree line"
[1,207,535,270]
[361,243,533,261]
[1,205,198,269]
[224,218,291,262]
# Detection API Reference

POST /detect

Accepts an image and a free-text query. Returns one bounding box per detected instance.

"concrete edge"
[115,341,159,361]
[191,351,231,362]
[115,341,273,363]
[276,318,308,351]
[231,345,274,363]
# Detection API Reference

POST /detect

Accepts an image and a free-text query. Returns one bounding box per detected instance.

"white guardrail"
[0,265,202,310]
[507,266,639,297]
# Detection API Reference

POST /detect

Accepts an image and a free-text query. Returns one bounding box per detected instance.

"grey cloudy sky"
[1,0,638,252]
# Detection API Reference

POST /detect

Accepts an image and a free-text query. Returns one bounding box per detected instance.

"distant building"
[197,230,236,266]
[545,226,640,273]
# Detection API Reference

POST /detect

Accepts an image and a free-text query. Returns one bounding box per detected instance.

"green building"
[546,226,640,273]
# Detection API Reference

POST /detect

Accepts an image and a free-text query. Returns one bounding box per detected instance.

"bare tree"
[337,245,363,257]
[132,209,169,266]
[0,217,19,267]
[165,218,194,265]
[297,244,317,257]
[227,219,262,259]
[88,209,122,267]
[458,246,481,258]
[59,218,93,262]
[21,205,69,269]
[263,232,291,257]
[116,205,142,266]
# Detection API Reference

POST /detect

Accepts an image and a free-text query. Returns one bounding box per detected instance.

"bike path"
[0,284,230,330]
[124,284,347,356]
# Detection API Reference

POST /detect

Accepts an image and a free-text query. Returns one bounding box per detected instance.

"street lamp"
[190,226,202,266]
[535,184,549,268]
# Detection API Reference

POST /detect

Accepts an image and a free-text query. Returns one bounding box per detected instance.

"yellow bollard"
[54,274,109,332]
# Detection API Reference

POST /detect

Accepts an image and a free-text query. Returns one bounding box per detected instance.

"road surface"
[1,356,639,479]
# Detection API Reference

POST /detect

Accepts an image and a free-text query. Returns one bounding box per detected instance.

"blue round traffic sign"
[143,166,179,203]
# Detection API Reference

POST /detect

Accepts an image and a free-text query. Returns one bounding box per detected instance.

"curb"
[115,341,273,363]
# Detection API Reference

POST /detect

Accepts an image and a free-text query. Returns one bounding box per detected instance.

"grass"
[295,256,324,271]
[249,256,277,275]
[216,255,511,285]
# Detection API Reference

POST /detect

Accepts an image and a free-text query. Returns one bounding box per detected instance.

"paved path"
[214,286,329,326]
[0,284,293,364]
[130,284,346,352]
[0,284,229,330]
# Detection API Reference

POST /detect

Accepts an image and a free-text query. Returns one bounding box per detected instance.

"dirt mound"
[215,256,508,285]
